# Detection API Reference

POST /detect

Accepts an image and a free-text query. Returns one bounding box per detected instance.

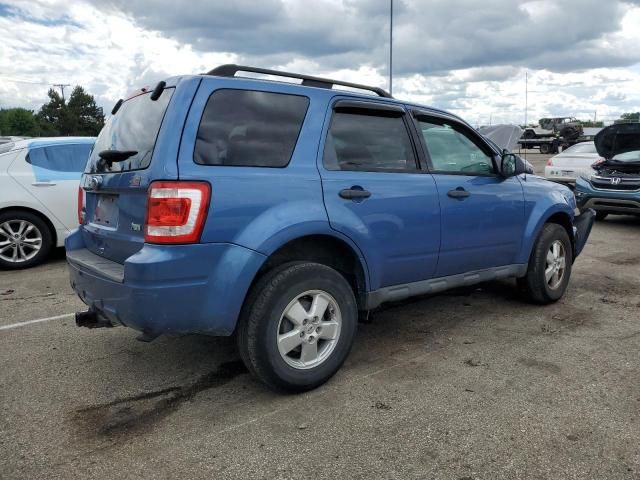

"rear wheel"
[539,143,551,154]
[0,211,52,269]
[518,224,572,304]
[595,212,608,221]
[237,262,358,392]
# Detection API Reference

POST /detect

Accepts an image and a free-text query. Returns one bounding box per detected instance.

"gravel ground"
[1,152,639,479]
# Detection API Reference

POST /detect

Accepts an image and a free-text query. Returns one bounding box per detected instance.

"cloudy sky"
[1,0,639,126]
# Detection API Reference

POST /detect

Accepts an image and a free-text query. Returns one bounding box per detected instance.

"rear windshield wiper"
[98,150,138,162]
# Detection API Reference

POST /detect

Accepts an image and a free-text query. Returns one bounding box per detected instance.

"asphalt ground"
[1,152,639,479]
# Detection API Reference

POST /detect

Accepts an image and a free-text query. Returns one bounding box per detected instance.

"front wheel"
[237,262,358,392]
[518,224,573,304]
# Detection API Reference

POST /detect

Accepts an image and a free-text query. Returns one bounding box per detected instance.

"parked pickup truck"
[66,65,595,392]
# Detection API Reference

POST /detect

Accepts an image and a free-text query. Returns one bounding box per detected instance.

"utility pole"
[389,0,393,96]
[53,83,71,101]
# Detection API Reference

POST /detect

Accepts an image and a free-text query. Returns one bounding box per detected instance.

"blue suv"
[67,65,594,391]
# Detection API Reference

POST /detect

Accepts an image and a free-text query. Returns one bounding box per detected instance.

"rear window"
[85,89,174,173]
[564,142,597,154]
[194,89,309,167]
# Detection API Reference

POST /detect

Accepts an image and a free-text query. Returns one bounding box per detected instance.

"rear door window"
[85,89,174,173]
[194,89,309,167]
[323,111,417,172]
[27,144,92,172]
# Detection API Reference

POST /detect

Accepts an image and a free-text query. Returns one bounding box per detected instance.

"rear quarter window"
[194,89,309,168]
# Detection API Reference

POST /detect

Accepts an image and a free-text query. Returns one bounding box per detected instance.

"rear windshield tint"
[85,89,174,173]
[194,89,309,167]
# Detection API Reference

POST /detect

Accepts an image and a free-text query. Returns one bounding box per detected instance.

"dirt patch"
[602,254,640,266]
[72,360,247,439]
[517,358,561,374]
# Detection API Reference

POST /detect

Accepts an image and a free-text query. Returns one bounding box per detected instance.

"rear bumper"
[544,167,577,184]
[66,230,266,336]
[575,177,640,215]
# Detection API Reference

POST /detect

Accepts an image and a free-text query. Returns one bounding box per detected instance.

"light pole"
[389,0,393,96]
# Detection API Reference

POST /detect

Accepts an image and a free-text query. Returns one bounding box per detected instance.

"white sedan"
[0,137,94,269]
[544,141,601,185]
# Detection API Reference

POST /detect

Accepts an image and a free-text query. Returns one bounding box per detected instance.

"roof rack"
[207,64,392,98]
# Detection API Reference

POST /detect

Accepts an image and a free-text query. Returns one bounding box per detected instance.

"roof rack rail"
[206,64,392,98]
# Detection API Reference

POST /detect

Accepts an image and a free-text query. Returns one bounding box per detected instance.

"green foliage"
[579,120,604,128]
[615,112,640,124]
[0,108,42,136]
[0,86,104,137]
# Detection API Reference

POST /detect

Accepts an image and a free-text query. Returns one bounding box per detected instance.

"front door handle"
[447,187,470,199]
[32,182,57,187]
[339,188,371,200]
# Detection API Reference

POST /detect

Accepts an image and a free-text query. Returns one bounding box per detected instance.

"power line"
[0,76,53,86]
[0,76,73,100]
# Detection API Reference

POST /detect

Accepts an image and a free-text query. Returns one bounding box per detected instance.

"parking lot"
[1,151,639,480]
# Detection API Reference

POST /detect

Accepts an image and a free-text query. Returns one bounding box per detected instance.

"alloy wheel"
[545,240,566,290]
[276,290,342,370]
[0,220,43,264]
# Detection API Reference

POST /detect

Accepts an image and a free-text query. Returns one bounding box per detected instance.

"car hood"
[594,123,640,160]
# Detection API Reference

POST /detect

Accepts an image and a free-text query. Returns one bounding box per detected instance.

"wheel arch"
[0,205,58,246]
[248,233,370,311]
[519,206,575,266]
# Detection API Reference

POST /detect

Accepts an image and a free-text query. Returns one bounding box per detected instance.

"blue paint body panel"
[66,73,591,337]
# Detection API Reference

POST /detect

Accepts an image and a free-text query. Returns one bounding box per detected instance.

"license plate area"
[93,194,119,228]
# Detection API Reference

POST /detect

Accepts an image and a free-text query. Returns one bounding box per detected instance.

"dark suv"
[67,65,594,391]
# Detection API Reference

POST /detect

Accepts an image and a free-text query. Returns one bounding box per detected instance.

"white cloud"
[0,0,639,127]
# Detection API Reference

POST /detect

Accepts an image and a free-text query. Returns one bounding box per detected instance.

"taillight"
[77,186,85,224]
[546,158,553,166]
[144,181,211,244]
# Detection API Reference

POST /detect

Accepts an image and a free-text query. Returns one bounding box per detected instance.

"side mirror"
[500,153,524,177]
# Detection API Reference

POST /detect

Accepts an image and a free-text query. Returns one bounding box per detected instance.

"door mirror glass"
[500,153,518,177]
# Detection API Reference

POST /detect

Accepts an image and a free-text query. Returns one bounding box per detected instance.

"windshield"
[563,142,597,154]
[612,150,640,162]
[85,88,174,173]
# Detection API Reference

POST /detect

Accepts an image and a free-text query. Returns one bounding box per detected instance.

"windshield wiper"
[98,150,138,162]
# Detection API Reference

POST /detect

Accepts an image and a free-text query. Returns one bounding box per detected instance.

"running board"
[364,264,527,309]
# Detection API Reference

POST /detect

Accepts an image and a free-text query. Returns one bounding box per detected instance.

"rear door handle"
[32,182,57,187]
[339,188,371,200]
[447,187,470,199]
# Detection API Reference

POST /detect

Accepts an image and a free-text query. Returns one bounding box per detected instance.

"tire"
[237,262,358,392]
[518,223,572,304]
[0,210,53,270]
[595,212,608,221]
[539,143,551,154]
[522,129,536,139]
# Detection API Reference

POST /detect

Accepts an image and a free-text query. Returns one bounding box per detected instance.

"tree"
[0,108,42,136]
[67,86,104,136]
[615,112,639,124]
[579,120,604,128]
[37,86,104,136]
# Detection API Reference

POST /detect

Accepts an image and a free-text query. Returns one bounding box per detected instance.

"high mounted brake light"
[144,181,211,244]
